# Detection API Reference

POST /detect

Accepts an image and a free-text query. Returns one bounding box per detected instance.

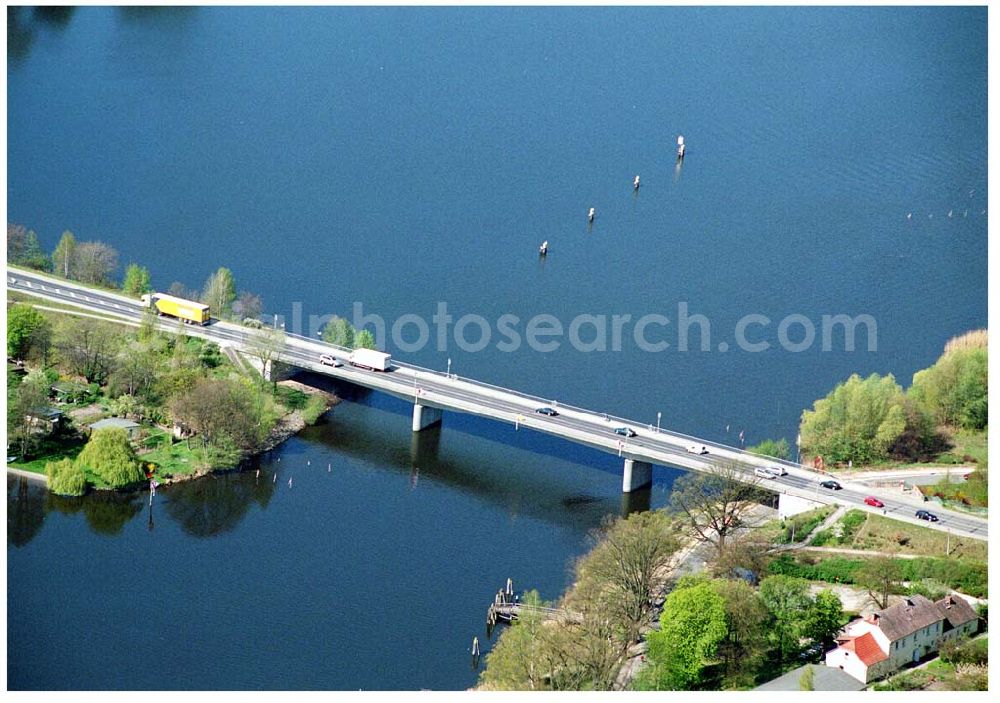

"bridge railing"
[277,328,816,473]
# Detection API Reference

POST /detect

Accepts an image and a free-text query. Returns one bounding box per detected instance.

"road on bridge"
[7,267,988,541]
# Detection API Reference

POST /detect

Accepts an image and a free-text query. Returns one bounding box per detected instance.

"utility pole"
[656,411,661,433]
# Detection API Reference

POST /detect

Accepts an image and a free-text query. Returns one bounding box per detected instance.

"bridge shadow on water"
[287,371,684,525]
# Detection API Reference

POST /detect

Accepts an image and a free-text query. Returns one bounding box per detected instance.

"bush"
[767,554,987,598]
[301,395,328,425]
[747,438,790,460]
[940,636,988,666]
[906,578,950,602]
[46,458,88,496]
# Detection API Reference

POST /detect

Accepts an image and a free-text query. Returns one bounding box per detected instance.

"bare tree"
[669,460,769,559]
[233,290,262,322]
[53,317,120,383]
[573,511,680,643]
[72,241,118,285]
[856,555,903,609]
[246,326,285,389]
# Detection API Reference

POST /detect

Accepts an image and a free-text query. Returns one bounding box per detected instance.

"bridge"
[7,267,988,540]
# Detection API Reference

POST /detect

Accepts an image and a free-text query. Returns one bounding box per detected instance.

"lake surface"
[6,6,987,690]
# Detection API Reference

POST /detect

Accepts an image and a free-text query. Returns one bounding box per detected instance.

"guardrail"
[278,327,816,472]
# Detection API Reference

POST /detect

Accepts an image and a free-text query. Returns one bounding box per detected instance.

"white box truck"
[348,348,391,371]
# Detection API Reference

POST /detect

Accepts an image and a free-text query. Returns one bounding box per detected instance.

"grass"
[138,428,209,479]
[8,290,139,326]
[933,429,987,466]
[808,509,986,560]
[756,506,835,544]
[8,433,88,474]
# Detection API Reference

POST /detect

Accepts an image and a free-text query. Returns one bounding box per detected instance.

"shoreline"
[6,388,339,493]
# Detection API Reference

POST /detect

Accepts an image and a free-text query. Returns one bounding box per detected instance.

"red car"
[864,496,884,508]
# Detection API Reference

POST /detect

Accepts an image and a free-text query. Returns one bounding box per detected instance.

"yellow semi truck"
[140,293,210,325]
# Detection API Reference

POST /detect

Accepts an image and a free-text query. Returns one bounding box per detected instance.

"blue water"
[7,6,987,690]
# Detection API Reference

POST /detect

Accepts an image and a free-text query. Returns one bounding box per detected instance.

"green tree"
[47,458,88,496]
[52,230,77,278]
[803,589,844,650]
[712,577,770,688]
[799,373,911,464]
[478,590,550,690]
[7,304,50,361]
[6,370,52,459]
[355,329,376,349]
[108,340,162,400]
[799,665,815,691]
[121,263,152,297]
[202,267,237,319]
[7,223,51,270]
[75,427,145,489]
[322,316,355,348]
[746,438,790,460]
[759,575,811,664]
[646,581,728,689]
[910,338,988,430]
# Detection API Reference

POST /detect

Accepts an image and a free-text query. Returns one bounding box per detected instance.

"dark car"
[535,407,559,417]
[915,509,939,522]
[614,427,637,437]
[820,480,842,490]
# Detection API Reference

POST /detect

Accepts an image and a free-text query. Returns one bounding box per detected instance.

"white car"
[686,444,709,455]
[319,354,342,367]
[754,467,781,479]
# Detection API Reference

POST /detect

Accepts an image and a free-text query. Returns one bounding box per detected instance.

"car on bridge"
[754,467,782,479]
[614,427,637,437]
[863,496,885,508]
[915,509,939,522]
[319,354,342,367]
[535,407,559,417]
[686,444,709,455]
[820,479,842,490]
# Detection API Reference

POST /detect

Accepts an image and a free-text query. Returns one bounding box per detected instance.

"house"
[825,594,979,684]
[25,408,63,432]
[936,594,979,642]
[88,417,141,440]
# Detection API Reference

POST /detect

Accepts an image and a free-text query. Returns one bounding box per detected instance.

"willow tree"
[75,427,145,489]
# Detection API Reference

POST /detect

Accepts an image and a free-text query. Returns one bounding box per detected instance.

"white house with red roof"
[825,594,979,684]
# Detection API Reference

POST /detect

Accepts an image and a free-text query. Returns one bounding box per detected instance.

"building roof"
[869,594,942,642]
[89,417,140,431]
[755,664,866,691]
[936,595,978,629]
[842,632,888,666]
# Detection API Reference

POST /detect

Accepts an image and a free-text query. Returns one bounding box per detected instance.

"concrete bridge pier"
[622,459,653,493]
[412,402,443,432]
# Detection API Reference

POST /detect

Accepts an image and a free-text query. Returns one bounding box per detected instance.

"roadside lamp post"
[447,358,452,378]
[656,412,661,433]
